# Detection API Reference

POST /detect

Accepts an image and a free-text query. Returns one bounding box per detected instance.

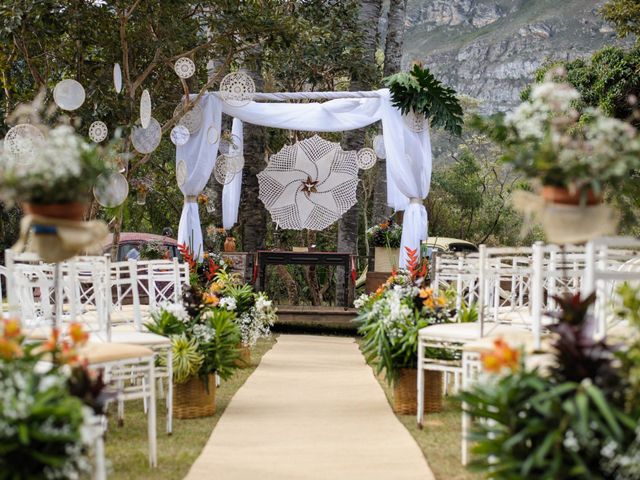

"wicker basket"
[393,368,443,415]
[173,374,216,419]
[235,343,252,368]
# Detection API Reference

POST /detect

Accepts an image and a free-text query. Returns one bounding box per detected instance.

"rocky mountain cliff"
[403,0,627,113]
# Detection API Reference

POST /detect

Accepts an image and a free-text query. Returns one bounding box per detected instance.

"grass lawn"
[104,336,277,480]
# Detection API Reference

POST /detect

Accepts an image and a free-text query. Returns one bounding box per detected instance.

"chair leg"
[147,359,158,468]
[462,402,470,466]
[117,380,125,427]
[416,339,425,428]
[166,349,173,435]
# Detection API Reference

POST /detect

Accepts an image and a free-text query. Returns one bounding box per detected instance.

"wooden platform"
[274,305,358,331]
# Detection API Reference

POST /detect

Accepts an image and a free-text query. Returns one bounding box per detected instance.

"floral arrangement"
[178,243,226,289]
[0,319,110,478]
[367,218,403,249]
[355,248,457,384]
[461,289,640,479]
[139,241,170,260]
[473,69,640,197]
[206,226,227,251]
[385,63,464,135]
[0,123,109,206]
[209,270,277,347]
[145,285,241,384]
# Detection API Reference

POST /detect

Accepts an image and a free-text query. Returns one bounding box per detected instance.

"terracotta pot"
[393,368,443,415]
[541,186,601,206]
[224,236,236,252]
[21,202,86,221]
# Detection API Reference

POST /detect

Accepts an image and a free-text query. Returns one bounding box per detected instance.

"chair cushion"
[105,331,171,346]
[419,322,529,342]
[78,342,153,364]
[463,332,555,354]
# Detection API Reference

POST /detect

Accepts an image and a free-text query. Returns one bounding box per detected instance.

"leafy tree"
[601,0,640,43]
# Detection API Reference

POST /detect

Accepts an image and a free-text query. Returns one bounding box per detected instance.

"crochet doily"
[219,72,255,107]
[88,121,108,143]
[131,117,162,154]
[174,57,196,79]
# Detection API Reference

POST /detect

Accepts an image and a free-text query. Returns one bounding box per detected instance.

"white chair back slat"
[582,237,640,339]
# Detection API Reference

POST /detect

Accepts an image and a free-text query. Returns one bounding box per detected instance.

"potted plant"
[0,320,111,478]
[145,286,241,418]
[367,219,403,272]
[355,248,456,414]
[461,288,640,478]
[472,70,640,205]
[212,270,277,368]
[0,123,109,220]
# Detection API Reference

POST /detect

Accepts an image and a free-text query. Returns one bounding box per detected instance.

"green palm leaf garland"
[385,63,464,136]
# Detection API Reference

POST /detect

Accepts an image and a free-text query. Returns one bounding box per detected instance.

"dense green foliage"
[462,292,640,479]
[385,64,464,135]
[600,0,640,43]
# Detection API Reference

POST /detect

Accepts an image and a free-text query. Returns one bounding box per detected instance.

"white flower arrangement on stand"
[237,293,276,348]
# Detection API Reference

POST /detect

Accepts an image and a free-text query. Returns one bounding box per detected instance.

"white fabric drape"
[176,88,432,267]
[222,118,243,230]
[176,96,222,260]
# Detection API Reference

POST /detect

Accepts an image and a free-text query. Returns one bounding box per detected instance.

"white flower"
[219,297,237,311]
[155,302,189,323]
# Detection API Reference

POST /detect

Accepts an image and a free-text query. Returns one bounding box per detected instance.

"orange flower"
[437,296,448,308]
[203,293,219,306]
[59,341,80,366]
[423,297,435,309]
[419,288,433,299]
[0,337,22,360]
[68,322,89,346]
[481,338,519,373]
[41,328,60,352]
[209,282,223,294]
[3,318,21,339]
[379,221,390,229]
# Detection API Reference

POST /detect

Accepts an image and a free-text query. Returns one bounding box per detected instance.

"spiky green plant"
[385,64,464,135]
[172,335,204,383]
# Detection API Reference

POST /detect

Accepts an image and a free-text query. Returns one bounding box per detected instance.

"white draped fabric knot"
[184,195,198,203]
[176,89,432,267]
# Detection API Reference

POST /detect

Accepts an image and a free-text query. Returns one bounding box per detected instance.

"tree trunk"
[337,0,383,306]
[239,55,268,254]
[371,0,408,226]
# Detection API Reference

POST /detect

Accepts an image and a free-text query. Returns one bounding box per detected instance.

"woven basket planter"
[235,343,251,368]
[393,368,443,415]
[173,374,216,419]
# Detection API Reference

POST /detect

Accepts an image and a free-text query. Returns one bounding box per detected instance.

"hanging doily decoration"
[140,89,152,129]
[93,172,129,208]
[174,101,203,134]
[356,148,377,170]
[53,79,86,111]
[218,133,241,156]
[206,125,219,145]
[219,72,255,107]
[113,63,123,93]
[176,160,187,186]
[226,155,245,174]
[88,121,108,143]
[170,125,190,146]
[4,124,45,159]
[214,155,236,185]
[131,117,162,154]
[403,110,427,133]
[373,134,386,159]
[174,57,196,79]
[257,135,358,231]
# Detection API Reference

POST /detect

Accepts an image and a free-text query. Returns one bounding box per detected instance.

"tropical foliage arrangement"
[355,248,458,384]
[367,218,403,249]
[461,287,640,479]
[473,70,640,197]
[146,286,241,384]
[0,122,110,206]
[178,243,227,290]
[146,267,276,383]
[385,63,464,135]
[0,319,109,478]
